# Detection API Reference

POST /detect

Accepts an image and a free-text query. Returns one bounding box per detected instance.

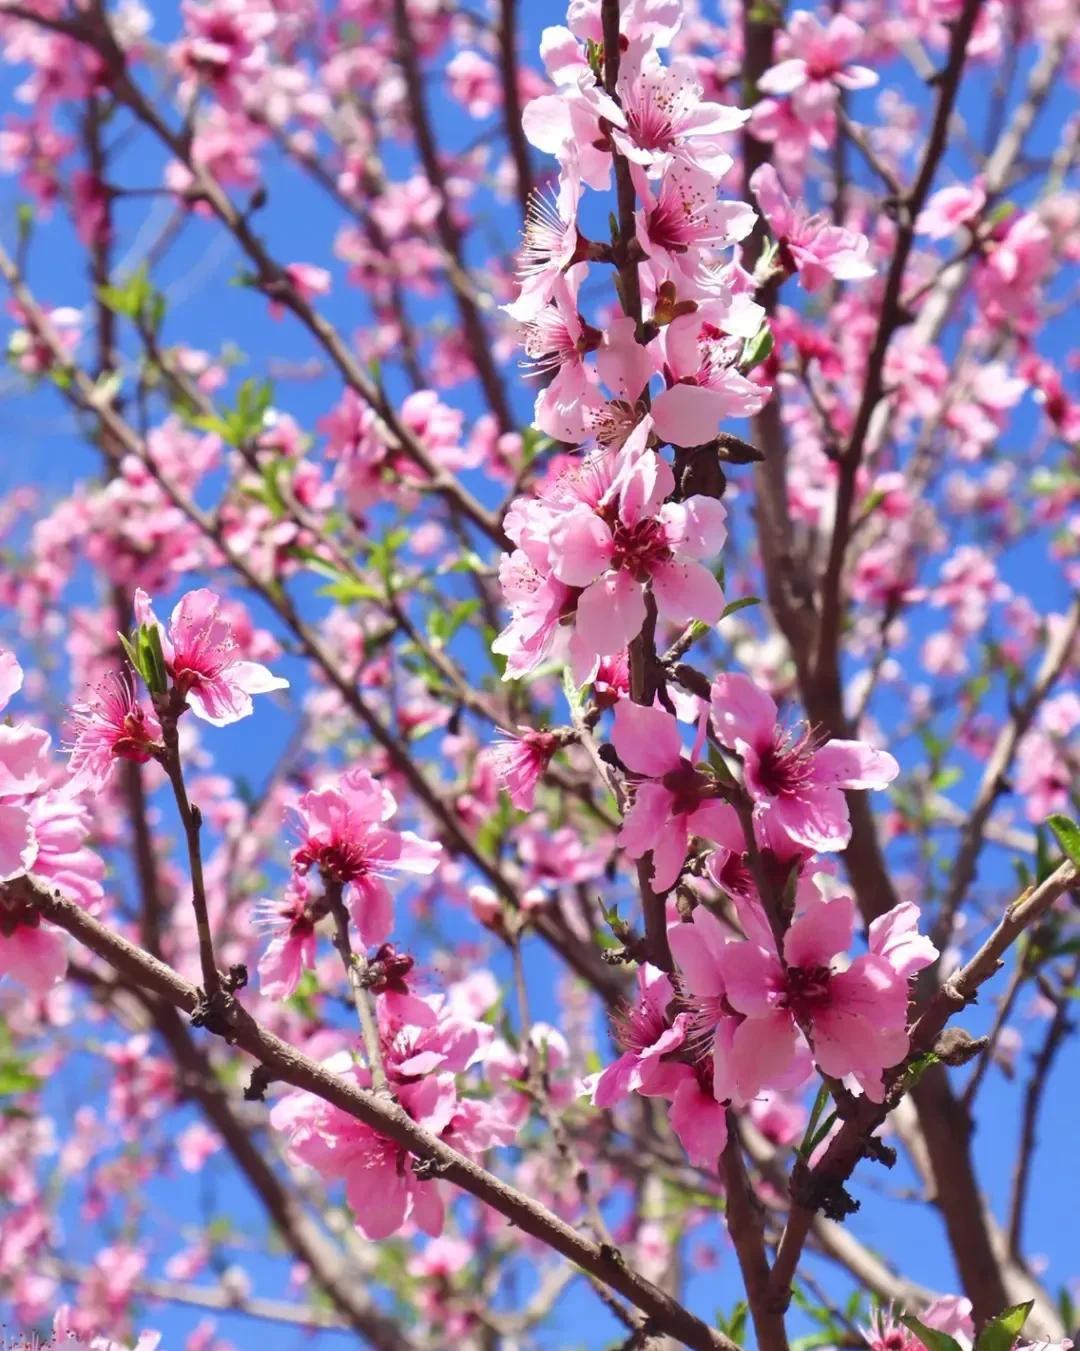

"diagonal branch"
[14,873,744,1351]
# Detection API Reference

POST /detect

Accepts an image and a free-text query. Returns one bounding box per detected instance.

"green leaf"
[1047,815,1080,868]
[0,1063,39,1096]
[430,599,481,647]
[141,623,169,696]
[900,1315,965,1351]
[973,1301,1033,1351]
[720,596,761,621]
[717,1301,748,1343]
[117,630,146,684]
[739,325,774,373]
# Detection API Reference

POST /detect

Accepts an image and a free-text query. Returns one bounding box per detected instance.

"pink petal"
[574,570,647,658]
[669,1075,729,1170]
[757,58,809,95]
[761,786,852,852]
[650,383,732,448]
[611,701,682,777]
[0,923,67,992]
[348,876,394,945]
[669,907,728,998]
[783,894,855,970]
[617,782,673,862]
[0,651,23,712]
[550,511,615,587]
[389,831,442,876]
[651,558,725,626]
[0,724,51,796]
[715,1010,798,1106]
[717,941,780,1016]
[867,901,939,977]
[649,813,691,892]
[660,497,728,558]
[0,801,37,880]
[228,660,290,695]
[710,672,777,750]
[185,677,252,728]
[811,740,899,790]
[345,1162,411,1240]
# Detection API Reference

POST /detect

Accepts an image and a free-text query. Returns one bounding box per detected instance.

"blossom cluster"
[491,0,935,1174]
[271,978,567,1240]
[0,651,103,993]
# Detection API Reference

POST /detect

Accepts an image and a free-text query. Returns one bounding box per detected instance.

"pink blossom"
[446,50,502,118]
[650,312,770,446]
[915,181,987,239]
[868,901,938,978]
[635,161,756,268]
[591,964,688,1106]
[270,1053,455,1240]
[488,728,560,810]
[0,652,50,882]
[758,11,877,121]
[504,171,583,323]
[522,274,603,443]
[0,650,22,709]
[610,38,749,177]
[710,672,898,853]
[291,767,441,945]
[546,441,728,677]
[26,789,105,914]
[0,913,68,994]
[750,165,875,292]
[134,587,289,726]
[717,893,912,1099]
[254,876,318,1000]
[612,701,737,891]
[67,671,164,792]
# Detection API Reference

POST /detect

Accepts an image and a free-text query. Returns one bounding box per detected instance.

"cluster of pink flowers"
[593,886,937,1167]
[509,5,767,453]
[488,0,920,1171]
[270,984,516,1239]
[591,676,928,1156]
[0,651,104,994]
[495,439,729,681]
[255,767,441,999]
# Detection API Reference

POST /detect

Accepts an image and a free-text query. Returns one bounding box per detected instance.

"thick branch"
[16,875,742,1351]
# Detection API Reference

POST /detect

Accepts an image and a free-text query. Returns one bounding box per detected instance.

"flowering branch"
[12,873,745,1351]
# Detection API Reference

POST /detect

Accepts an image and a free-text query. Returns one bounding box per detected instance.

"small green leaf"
[739,325,774,373]
[900,1315,964,1351]
[142,624,169,696]
[720,596,761,621]
[0,1063,39,1096]
[117,630,146,683]
[973,1301,1033,1351]
[1047,815,1080,868]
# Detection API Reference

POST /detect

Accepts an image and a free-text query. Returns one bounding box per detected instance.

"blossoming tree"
[0,0,1076,1348]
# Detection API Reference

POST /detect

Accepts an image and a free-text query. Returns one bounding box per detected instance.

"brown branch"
[15,874,745,1351]
[496,0,533,219]
[1005,954,1079,1258]
[326,879,391,1096]
[389,0,514,433]
[767,859,1078,1312]
[931,595,1080,951]
[722,1119,790,1351]
[813,0,985,698]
